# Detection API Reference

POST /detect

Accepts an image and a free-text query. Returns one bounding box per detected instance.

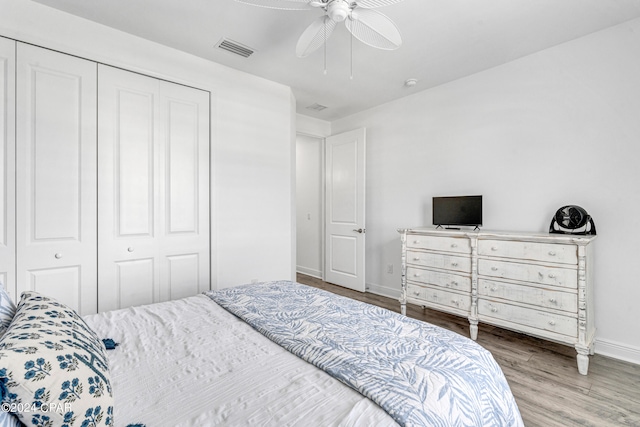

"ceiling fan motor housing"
[328,0,350,21]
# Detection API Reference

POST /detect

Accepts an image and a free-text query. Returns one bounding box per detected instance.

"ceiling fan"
[235,0,404,58]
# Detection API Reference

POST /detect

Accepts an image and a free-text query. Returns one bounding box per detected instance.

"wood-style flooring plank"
[296,274,640,427]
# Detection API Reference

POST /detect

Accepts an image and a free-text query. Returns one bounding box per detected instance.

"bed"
[0,280,523,427]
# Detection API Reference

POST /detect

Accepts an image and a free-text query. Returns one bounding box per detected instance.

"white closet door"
[16,43,98,315]
[98,65,209,312]
[0,37,15,300]
[158,81,210,302]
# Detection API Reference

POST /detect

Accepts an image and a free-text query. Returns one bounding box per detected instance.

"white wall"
[296,134,323,278]
[332,17,640,364]
[0,0,295,289]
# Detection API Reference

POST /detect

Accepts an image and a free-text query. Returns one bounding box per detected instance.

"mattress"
[83,294,397,426]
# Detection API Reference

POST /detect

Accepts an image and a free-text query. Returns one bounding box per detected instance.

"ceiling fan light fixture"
[327,0,350,22]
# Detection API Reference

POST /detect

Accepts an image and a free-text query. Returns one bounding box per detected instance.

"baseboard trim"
[296,266,322,280]
[365,282,400,300]
[595,338,640,366]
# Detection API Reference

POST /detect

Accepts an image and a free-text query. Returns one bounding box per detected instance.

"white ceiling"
[33,0,640,121]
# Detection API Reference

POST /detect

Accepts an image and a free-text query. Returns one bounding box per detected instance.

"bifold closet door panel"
[16,43,98,315]
[158,81,210,302]
[98,65,210,312]
[98,66,160,312]
[0,37,15,300]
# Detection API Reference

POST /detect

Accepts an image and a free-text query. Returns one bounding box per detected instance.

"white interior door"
[98,65,209,312]
[16,43,98,315]
[0,37,15,300]
[324,128,366,292]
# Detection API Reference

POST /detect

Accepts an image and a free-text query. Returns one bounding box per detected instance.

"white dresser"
[399,228,596,374]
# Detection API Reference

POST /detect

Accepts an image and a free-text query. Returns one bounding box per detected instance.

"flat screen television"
[432,195,482,228]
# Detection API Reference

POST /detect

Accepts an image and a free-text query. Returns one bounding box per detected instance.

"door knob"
[352,228,365,234]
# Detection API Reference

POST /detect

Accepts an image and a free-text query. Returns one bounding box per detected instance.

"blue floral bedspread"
[206,281,523,427]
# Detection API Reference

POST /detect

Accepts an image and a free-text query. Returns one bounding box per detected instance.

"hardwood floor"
[297,273,640,427]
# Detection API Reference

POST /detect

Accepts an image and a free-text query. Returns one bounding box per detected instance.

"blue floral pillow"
[0,283,16,338]
[0,291,114,427]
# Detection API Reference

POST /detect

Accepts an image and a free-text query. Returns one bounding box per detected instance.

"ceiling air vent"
[306,103,328,111]
[216,38,254,58]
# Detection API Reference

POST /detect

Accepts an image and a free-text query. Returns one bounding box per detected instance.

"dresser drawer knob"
[413,257,421,261]
[413,240,420,244]
[451,262,458,267]
[54,253,62,259]
[432,293,438,299]
[548,273,556,279]
[451,281,458,287]
[413,273,421,277]
[413,291,420,296]
[491,246,498,251]
[491,307,498,313]
[549,298,557,303]
[548,251,556,256]
[491,267,498,271]
[548,320,556,326]
[491,286,497,292]
[451,300,460,305]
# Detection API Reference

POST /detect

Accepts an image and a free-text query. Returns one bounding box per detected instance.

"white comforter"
[83,294,397,427]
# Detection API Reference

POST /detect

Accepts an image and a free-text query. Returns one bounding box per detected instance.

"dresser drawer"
[423,287,471,311]
[407,267,471,292]
[478,299,577,338]
[478,259,577,289]
[407,235,470,254]
[407,251,471,273]
[478,279,577,313]
[406,283,425,299]
[478,239,577,265]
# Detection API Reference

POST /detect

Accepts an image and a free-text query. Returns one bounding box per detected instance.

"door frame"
[295,127,366,290]
[295,131,326,281]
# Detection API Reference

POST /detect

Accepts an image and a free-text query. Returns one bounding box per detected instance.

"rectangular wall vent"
[216,38,254,58]
[306,103,328,111]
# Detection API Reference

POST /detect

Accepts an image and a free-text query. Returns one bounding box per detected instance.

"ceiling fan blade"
[355,0,404,8]
[234,0,313,11]
[296,15,337,58]
[346,8,402,50]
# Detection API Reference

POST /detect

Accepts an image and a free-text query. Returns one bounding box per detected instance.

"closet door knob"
[54,253,62,259]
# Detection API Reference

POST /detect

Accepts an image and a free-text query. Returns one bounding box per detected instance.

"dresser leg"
[576,346,590,375]
[400,303,406,316]
[469,320,478,341]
